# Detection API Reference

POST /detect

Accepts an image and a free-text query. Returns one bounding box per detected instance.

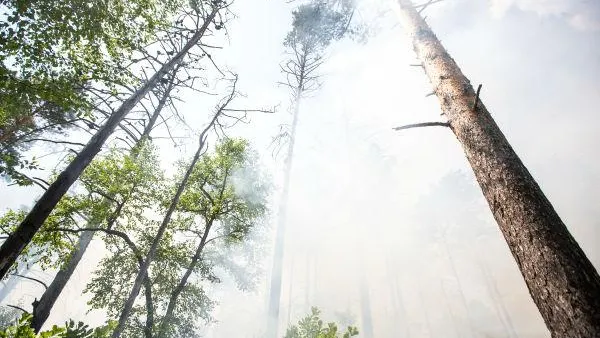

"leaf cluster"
[284,307,359,338]
[0,313,115,338]
[0,0,182,181]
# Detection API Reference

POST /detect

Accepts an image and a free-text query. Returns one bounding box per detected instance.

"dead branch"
[473,84,482,110]
[11,273,48,290]
[415,0,445,13]
[392,121,450,131]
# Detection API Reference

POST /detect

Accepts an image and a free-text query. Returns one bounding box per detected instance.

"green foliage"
[0,0,182,182]
[284,307,359,338]
[0,313,115,338]
[285,0,363,51]
[84,138,269,337]
[0,144,164,275]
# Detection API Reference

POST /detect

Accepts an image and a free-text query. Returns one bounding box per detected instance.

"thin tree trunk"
[266,85,303,338]
[156,219,214,337]
[0,8,218,280]
[387,255,410,337]
[478,257,518,338]
[416,273,434,337]
[440,230,474,337]
[286,255,294,327]
[358,264,374,338]
[439,278,462,338]
[304,255,310,312]
[397,2,600,336]
[112,82,227,338]
[29,74,177,333]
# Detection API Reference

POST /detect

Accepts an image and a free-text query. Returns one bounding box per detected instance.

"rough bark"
[0,8,218,280]
[29,73,176,333]
[397,1,600,336]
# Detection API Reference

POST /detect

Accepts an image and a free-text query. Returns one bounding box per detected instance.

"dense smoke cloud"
[489,0,600,31]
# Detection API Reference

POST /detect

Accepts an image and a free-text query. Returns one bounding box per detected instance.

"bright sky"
[1,0,599,337]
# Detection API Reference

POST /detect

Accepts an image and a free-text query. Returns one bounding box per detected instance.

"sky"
[1,0,599,337]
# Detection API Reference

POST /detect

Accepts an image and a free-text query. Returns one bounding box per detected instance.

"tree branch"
[392,121,450,131]
[473,84,482,110]
[11,273,48,290]
[6,304,28,313]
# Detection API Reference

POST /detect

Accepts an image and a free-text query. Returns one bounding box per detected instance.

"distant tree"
[268,2,362,335]
[394,1,600,336]
[284,307,359,338]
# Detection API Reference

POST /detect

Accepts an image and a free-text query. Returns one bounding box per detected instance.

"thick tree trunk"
[397,1,600,336]
[0,8,218,280]
[29,74,176,333]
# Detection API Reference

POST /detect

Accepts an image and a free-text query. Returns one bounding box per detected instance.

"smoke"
[489,0,600,31]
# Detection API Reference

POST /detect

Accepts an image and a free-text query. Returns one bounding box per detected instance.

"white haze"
[1,0,599,337]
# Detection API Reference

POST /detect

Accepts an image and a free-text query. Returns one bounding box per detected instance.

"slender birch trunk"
[0,7,219,280]
[397,1,600,336]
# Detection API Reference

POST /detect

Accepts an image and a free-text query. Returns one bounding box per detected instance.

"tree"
[284,307,359,338]
[0,0,181,183]
[155,138,268,337]
[0,1,223,281]
[268,2,360,335]
[82,138,268,338]
[394,1,600,336]
[29,67,182,333]
[110,73,265,337]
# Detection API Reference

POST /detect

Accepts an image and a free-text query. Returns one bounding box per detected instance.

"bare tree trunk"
[477,257,519,338]
[286,255,294,328]
[29,75,177,333]
[387,255,410,337]
[359,264,374,338]
[416,273,434,337]
[0,7,218,280]
[266,86,303,338]
[396,1,600,336]
[440,231,474,337]
[30,231,91,331]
